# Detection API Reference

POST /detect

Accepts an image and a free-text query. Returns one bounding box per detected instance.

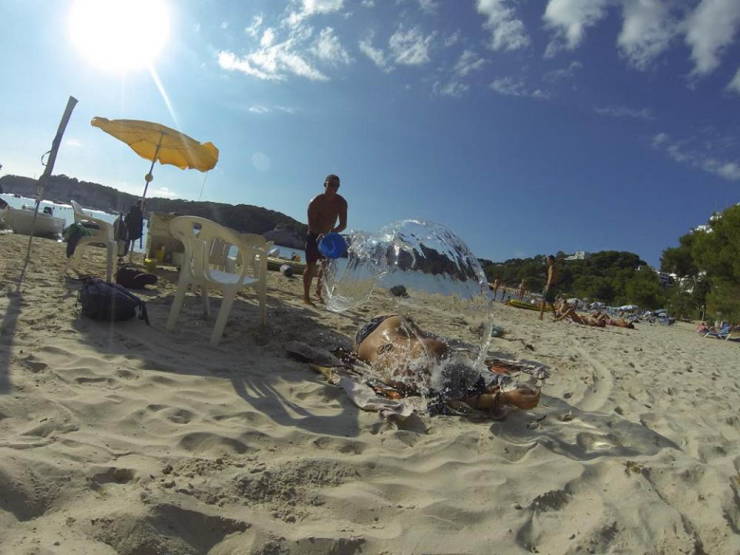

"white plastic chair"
[67,200,116,282]
[165,216,272,345]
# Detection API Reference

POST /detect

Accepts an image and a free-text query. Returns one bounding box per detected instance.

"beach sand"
[0,234,738,554]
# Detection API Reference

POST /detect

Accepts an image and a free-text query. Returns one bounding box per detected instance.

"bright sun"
[69,0,170,71]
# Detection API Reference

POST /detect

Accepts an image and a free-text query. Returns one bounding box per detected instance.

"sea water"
[322,220,495,379]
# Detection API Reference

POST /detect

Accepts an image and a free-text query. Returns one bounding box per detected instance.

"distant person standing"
[517,279,527,301]
[489,278,502,301]
[125,200,144,254]
[539,255,559,320]
[303,174,347,306]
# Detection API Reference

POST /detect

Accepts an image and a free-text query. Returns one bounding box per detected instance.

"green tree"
[660,233,698,276]
[624,268,666,309]
[691,206,740,283]
[705,279,740,323]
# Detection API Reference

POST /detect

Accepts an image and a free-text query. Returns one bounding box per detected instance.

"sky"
[1,0,739,267]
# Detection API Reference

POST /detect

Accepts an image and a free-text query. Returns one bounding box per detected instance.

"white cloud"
[245,14,263,38]
[288,0,344,26]
[490,77,549,99]
[543,60,582,82]
[543,0,610,57]
[685,0,740,75]
[707,160,740,180]
[542,0,739,75]
[652,132,740,181]
[359,35,390,71]
[219,20,340,81]
[248,105,296,114]
[304,0,343,14]
[389,26,434,65]
[417,0,438,13]
[260,28,276,48]
[453,49,486,77]
[64,138,82,147]
[361,0,375,6]
[434,80,469,97]
[311,27,351,65]
[476,0,530,51]
[594,105,654,120]
[618,0,677,70]
[727,68,740,95]
[218,31,329,82]
[444,31,461,47]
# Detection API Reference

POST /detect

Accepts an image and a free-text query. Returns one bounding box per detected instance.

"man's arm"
[331,198,348,233]
[307,196,321,232]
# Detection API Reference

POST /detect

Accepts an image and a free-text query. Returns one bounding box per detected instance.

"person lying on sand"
[354,315,540,414]
[592,312,635,329]
[554,301,605,327]
[695,321,710,334]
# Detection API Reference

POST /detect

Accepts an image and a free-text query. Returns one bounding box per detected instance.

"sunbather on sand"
[355,315,540,413]
[592,312,635,329]
[696,321,710,334]
[554,301,605,327]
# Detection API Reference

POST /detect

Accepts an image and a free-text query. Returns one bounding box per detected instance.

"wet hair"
[546,255,555,263]
[324,174,340,187]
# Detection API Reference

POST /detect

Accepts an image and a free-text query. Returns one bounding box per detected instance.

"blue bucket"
[318,232,347,258]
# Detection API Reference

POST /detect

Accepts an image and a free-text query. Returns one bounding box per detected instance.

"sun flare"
[69,0,170,71]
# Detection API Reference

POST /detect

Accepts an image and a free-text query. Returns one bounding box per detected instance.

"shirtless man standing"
[303,174,347,306]
[539,255,559,321]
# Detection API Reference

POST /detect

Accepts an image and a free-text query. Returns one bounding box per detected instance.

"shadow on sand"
[70,280,369,438]
[0,291,23,394]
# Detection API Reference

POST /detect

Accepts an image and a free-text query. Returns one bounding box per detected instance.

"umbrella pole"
[18,96,78,289]
[141,131,164,202]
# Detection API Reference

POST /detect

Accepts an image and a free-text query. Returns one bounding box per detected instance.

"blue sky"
[1,0,739,266]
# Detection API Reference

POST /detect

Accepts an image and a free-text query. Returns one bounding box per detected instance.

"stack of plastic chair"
[165,215,272,345]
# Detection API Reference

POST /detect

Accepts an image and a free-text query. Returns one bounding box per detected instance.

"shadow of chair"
[165,215,272,346]
[66,200,116,281]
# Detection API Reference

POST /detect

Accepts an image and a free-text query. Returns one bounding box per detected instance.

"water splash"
[323,220,495,370]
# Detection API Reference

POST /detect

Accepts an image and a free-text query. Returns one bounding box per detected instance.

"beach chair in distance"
[66,200,116,282]
[165,216,272,346]
[704,324,733,340]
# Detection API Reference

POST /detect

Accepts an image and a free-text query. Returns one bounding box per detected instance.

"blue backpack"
[79,277,150,324]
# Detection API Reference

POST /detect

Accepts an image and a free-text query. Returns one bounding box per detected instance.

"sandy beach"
[0,233,738,554]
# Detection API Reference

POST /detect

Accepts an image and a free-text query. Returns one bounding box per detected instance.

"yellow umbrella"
[91,117,219,199]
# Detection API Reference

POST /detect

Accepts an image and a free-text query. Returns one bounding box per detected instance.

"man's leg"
[303,262,316,305]
[314,260,324,302]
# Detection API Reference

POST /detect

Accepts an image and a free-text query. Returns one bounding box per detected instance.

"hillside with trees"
[480,202,739,321]
[660,203,740,322]
[480,250,666,309]
[0,174,308,240]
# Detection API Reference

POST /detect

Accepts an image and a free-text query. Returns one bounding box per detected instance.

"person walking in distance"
[303,174,347,306]
[539,255,559,320]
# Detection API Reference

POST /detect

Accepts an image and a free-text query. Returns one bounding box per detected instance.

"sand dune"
[0,234,738,554]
